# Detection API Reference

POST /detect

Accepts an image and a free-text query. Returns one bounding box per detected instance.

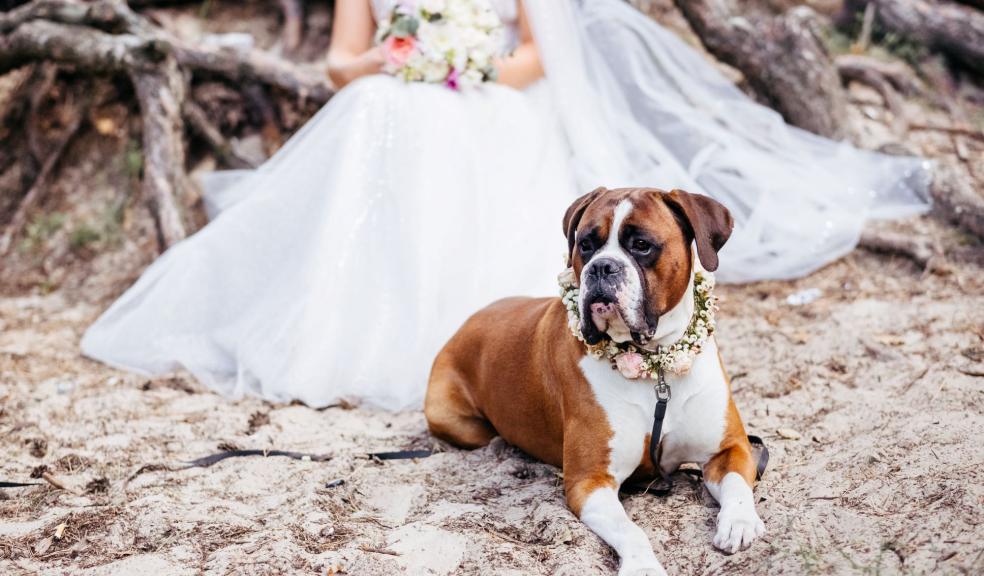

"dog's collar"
[557,267,717,378]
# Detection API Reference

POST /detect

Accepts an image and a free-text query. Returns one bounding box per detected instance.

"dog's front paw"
[618,557,668,576]
[713,504,765,554]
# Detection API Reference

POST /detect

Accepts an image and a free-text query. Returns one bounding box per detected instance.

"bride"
[82,0,931,411]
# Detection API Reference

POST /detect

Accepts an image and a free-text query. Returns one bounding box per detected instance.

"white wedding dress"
[82,0,931,411]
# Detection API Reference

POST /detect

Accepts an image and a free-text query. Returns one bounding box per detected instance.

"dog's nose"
[587,257,624,279]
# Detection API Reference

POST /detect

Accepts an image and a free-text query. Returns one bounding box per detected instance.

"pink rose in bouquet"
[383,35,417,67]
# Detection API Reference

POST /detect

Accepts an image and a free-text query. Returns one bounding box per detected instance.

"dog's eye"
[630,239,653,254]
[579,238,594,253]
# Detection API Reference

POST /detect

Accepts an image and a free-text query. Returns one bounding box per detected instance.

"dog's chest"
[577,340,730,483]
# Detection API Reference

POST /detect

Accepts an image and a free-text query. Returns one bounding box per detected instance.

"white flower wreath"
[558,267,718,378]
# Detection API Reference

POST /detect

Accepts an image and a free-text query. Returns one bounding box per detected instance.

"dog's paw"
[713,504,765,554]
[618,557,668,576]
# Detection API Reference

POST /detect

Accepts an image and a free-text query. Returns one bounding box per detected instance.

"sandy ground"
[1,242,982,575]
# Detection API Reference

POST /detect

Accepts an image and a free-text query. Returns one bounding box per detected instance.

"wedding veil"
[524,0,932,283]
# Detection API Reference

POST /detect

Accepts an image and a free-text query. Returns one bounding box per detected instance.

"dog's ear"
[563,187,607,262]
[662,189,733,272]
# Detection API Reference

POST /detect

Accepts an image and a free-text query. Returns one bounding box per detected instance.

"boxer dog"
[425,187,764,575]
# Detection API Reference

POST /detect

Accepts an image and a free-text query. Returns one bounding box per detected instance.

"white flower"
[418,20,460,56]
[476,8,501,29]
[557,267,576,288]
[419,0,446,14]
[420,58,451,82]
[468,48,491,69]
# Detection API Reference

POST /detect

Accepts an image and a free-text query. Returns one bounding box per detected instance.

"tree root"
[859,229,941,269]
[930,163,984,241]
[675,0,849,138]
[183,101,257,171]
[836,55,910,134]
[279,0,304,55]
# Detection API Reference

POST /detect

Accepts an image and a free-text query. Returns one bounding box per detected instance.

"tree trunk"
[675,0,849,139]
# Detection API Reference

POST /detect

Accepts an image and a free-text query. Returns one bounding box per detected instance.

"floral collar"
[558,267,718,379]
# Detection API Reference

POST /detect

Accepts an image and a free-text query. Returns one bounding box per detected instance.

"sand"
[2,243,982,575]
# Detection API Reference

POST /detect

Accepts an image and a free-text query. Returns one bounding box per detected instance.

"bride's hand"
[327,45,387,89]
[366,45,386,68]
[327,0,385,89]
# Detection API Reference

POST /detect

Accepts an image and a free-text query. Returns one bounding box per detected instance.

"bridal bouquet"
[376,0,504,90]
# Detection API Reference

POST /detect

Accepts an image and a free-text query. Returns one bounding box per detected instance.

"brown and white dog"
[425,187,764,575]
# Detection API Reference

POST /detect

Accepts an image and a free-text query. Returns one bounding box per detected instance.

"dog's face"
[563,187,733,348]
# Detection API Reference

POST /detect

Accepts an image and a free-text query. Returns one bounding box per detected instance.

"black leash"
[183,448,431,468]
[748,434,770,481]
[370,449,433,461]
[184,449,333,468]
[0,481,41,489]
[3,449,431,492]
[648,368,672,473]
[627,367,770,497]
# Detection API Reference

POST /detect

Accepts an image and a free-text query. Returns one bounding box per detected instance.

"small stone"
[777,428,801,440]
[34,537,53,555]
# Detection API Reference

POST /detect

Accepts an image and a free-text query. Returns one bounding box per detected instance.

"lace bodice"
[371,0,519,49]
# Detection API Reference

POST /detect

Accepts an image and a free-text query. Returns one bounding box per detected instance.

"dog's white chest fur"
[578,338,729,482]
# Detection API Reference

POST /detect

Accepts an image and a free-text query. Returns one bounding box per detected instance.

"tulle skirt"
[82,76,576,411]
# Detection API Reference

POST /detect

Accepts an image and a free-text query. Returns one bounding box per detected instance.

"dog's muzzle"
[580,257,626,344]
[581,257,657,346]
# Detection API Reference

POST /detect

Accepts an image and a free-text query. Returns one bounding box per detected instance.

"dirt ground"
[2,1,984,575]
[1,228,983,575]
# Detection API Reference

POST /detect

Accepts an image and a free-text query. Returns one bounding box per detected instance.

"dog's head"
[563,187,733,347]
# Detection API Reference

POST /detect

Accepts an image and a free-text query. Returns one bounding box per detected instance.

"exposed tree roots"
[839,0,984,76]
[0,0,332,249]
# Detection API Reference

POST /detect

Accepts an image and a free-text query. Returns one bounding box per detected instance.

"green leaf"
[391,15,419,38]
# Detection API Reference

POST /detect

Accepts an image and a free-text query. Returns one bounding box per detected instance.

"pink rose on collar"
[615,352,645,379]
[383,35,417,68]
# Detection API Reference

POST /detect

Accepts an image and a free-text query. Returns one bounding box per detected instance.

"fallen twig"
[900,364,930,394]
[956,366,984,377]
[41,471,75,493]
[358,545,401,557]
